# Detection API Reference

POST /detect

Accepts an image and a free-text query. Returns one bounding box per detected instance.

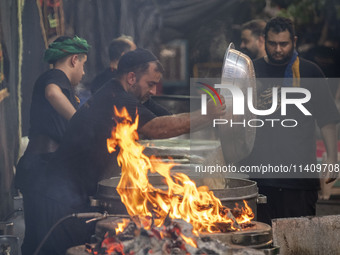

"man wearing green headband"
[15,35,90,255]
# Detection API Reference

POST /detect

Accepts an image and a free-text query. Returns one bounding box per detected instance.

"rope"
[17,0,25,163]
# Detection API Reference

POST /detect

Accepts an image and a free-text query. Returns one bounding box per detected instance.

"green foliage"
[277,0,327,25]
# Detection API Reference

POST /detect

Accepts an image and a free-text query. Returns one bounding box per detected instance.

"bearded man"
[240,19,266,60]
[240,17,340,225]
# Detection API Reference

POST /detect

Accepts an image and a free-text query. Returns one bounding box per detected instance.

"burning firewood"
[86,218,236,255]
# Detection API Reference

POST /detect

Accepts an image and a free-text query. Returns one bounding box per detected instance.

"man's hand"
[206,95,226,118]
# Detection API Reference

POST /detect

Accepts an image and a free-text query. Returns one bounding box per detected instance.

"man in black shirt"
[90,35,136,94]
[240,17,340,225]
[90,36,170,116]
[240,19,266,60]
[23,48,226,255]
[16,36,90,255]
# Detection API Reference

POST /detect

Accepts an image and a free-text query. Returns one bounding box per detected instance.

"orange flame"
[115,219,130,235]
[107,106,254,234]
[179,233,197,248]
[235,201,255,224]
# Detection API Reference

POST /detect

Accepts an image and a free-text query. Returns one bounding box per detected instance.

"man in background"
[240,17,340,225]
[240,19,266,60]
[90,35,136,94]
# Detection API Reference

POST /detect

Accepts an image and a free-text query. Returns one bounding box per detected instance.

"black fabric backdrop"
[0,0,20,219]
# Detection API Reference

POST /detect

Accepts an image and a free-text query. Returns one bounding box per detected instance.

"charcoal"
[143,247,151,254]
[231,208,242,218]
[212,222,234,233]
[219,207,229,218]
[140,228,150,237]
[195,238,230,255]
[195,247,219,255]
[123,233,151,253]
[171,219,194,236]
[120,221,137,236]
[131,215,143,228]
[85,242,106,254]
[170,247,186,254]
[93,217,264,255]
[150,228,162,240]
[195,202,214,211]
[117,234,134,241]
[163,213,173,227]
[239,222,255,229]
[200,236,213,242]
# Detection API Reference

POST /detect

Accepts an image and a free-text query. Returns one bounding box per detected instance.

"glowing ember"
[107,107,254,234]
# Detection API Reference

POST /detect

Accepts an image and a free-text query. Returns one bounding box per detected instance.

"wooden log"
[272,215,340,255]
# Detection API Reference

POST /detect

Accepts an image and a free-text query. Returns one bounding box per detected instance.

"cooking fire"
[86,216,259,255]
[94,107,256,254]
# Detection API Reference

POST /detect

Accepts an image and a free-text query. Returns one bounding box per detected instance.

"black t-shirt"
[90,68,117,95]
[29,69,79,143]
[252,57,328,78]
[241,58,340,189]
[41,79,159,206]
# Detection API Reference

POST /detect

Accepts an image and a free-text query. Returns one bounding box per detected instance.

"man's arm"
[45,83,76,120]
[143,98,172,116]
[140,97,226,139]
[321,123,339,183]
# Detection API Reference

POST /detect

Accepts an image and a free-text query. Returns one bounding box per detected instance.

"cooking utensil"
[218,43,257,163]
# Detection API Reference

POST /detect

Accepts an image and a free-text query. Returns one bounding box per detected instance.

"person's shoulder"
[299,57,319,67]
[252,57,267,72]
[42,69,67,79]
[34,69,69,91]
[299,57,325,78]
[253,57,266,67]
[41,69,70,85]
[92,68,114,82]
[252,57,268,77]
[90,78,128,102]
[90,68,117,94]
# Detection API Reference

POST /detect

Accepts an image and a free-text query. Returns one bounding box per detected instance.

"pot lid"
[218,43,257,163]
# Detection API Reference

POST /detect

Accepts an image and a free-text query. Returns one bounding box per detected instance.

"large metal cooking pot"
[140,138,226,173]
[94,177,265,220]
[218,43,257,163]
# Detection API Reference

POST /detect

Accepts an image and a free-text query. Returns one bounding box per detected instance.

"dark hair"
[264,17,295,42]
[241,19,266,38]
[117,60,164,81]
[109,37,134,61]
[53,35,73,43]
[117,48,164,77]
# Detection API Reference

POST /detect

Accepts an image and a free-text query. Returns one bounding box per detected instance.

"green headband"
[44,36,90,64]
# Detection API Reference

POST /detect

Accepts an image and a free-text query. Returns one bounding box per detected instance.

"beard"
[266,45,294,65]
[240,48,258,60]
[129,83,150,103]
